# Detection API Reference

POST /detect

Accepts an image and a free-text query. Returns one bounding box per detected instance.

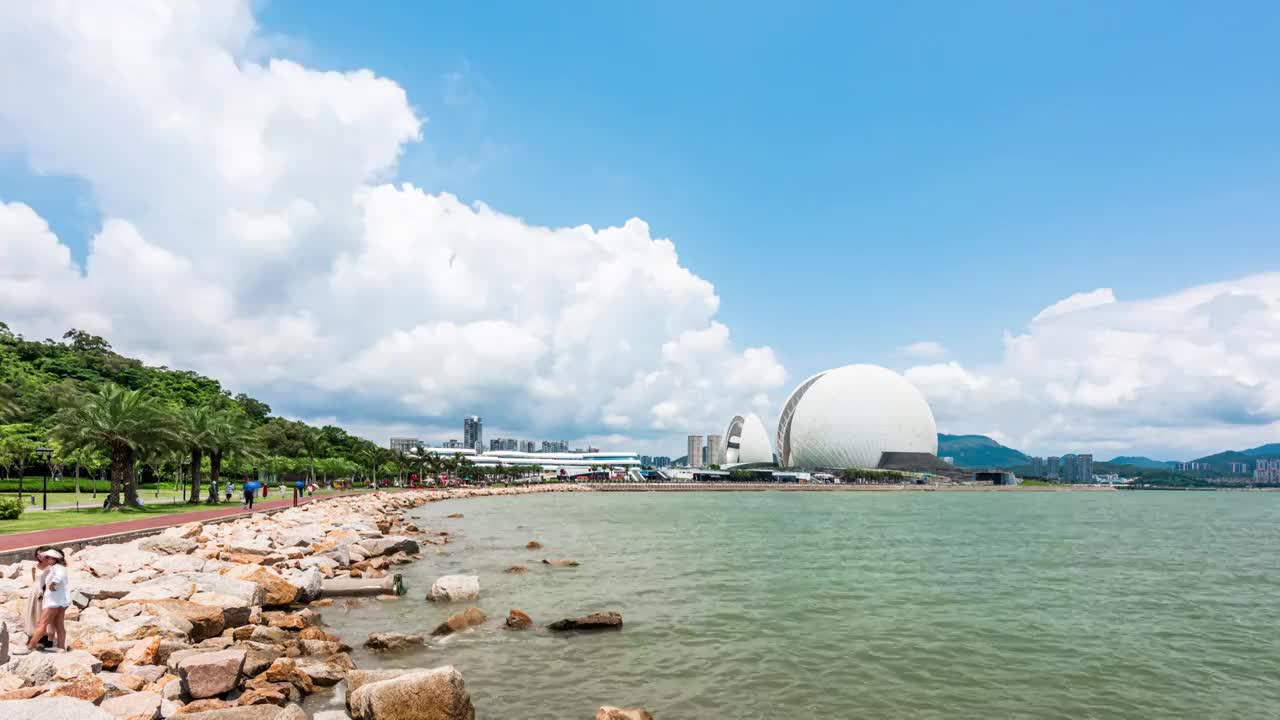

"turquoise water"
[321,491,1280,719]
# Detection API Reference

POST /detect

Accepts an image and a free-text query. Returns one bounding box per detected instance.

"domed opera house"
[775,364,937,470]
[723,413,774,465]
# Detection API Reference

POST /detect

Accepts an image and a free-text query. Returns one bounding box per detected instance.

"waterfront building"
[1062,454,1078,483]
[706,435,724,466]
[1077,454,1094,483]
[443,439,463,449]
[1228,461,1249,474]
[389,437,421,454]
[1047,456,1060,479]
[723,414,774,466]
[489,437,520,451]
[419,447,640,474]
[687,435,705,468]
[541,440,569,453]
[464,416,483,452]
[520,440,537,453]
[652,456,672,468]
[776,364,936,469]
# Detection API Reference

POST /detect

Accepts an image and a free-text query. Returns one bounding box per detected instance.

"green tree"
[234,393,272,424]
[0,382,18,422]
[301,428,328,485]
[49,384,178,509]
[175,405,216,503]
[206,410,261,503]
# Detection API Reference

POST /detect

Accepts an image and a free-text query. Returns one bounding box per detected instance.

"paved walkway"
[0,491,371,553]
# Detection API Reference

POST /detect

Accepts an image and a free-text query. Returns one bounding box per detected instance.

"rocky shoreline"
[0,484,652,720]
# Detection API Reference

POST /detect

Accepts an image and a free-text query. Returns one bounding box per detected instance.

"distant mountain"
[1107,456,1172,469]
[936,434,1030,469]
[1243,443,1280,458]
[1190,450,1255,469]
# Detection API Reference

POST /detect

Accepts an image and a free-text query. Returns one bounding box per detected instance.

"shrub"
[0,497,24,520]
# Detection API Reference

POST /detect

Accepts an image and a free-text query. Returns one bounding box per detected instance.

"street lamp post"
[35,447,52,511]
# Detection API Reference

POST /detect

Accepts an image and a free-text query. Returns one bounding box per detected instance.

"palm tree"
[175,405,216,503]
[0,382,18,422]
[301,428,327,486]
[206,411,261,503]
[359,447,380,487]
[50,384,178,509]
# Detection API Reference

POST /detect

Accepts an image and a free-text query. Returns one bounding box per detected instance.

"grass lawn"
[0,486,383,535]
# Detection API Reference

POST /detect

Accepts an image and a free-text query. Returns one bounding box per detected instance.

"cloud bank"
[0,1,785,451]
[906,275,1280,459]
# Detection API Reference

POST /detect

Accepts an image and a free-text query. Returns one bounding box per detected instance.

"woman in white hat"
[26,548,69,652]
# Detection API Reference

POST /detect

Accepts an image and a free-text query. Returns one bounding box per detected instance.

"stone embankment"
[0,484,649,719]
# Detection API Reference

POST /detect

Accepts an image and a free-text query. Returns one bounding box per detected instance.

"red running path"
[0,491,378,553]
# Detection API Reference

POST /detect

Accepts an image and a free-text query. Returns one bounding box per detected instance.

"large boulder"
[181,574,265,608]
[150,555,208,574]
[112,612,193,641]
[99,690,162,720]
[124,637,161,666]
[425,576,479,603]
[69,576,133,601]
[121,576,198,602]
[364,632,426,651]
[547,612,623,632]
[354,537,419,558]
[178,649,246,699]
[6,649,103,685]
[220,567,299,607]
[504,609,533,630]
[347,666,474,720]
[46,673,107,703]
[138,535,198,556]
[170,705,306,720]
[431,608,486,637]
[0,696,115,720]
[296,653,355,687]
[138,600,226,642]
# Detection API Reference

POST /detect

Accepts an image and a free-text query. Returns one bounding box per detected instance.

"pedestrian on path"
[224,480,232,503]
[26,549,69,652]
[242,479,259,509]
[23,546,52,650]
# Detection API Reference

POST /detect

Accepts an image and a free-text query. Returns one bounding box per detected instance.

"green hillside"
[936,434,1030,468]
[1107,456,1172,469]
[1243,443,1280,458]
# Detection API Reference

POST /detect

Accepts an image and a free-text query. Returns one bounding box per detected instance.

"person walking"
[224,480,232,503]
[26,549,69,652]
[242,479,257,510]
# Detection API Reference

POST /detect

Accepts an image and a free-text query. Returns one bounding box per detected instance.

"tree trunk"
[108,442,130,509]
[189,447,204,503]
[208,450,222,504]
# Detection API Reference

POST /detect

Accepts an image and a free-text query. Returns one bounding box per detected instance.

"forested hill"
[0,323,381,474]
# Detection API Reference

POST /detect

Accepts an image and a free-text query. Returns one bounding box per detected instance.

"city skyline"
[0,3,1277,459]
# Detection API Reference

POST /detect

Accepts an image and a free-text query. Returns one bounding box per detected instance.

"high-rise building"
[389,437,421,454]
[1254,459,1280,483]
[1047,456,1060,479]
[541,440,569,453]
[1030,456,1045,477]
[1077,453,1094,483]
[520,440,537,453]
[652,456,672,468]
[706,434,723,466]
[640,455,653,467]
[1062,454,1078,484]
[1228,461,1249,474]
[687,435,704,468]
[463,416,483,452]
[443,439,462,449]
[489,438,519,451]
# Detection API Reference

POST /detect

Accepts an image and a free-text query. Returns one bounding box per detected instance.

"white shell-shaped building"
[776,364,937,469]
[723,413,774,465]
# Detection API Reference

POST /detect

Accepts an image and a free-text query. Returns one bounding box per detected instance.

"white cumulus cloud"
[907,275,1280,459]
[0,1,786,452]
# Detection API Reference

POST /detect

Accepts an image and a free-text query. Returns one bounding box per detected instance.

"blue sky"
[2,2,1278,458]
[252,0,1280,374]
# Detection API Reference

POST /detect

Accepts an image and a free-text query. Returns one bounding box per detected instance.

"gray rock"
[0,697,115,720]
[122,575,198,602]
[99,691,162,720]
[151,554,208,574]
[347,665,474,720]
[355,536,419,558]
[426,575,479,602]
[1,620,8,665]
[176,704,305,720]
[312,711,353,720]
[6,649,103,684]
[547,612,623,632]
[138,535,198,556]
[294,568,322,603]
[74,577,134,600]
[180,574,265,607]
[178,648,246,699]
